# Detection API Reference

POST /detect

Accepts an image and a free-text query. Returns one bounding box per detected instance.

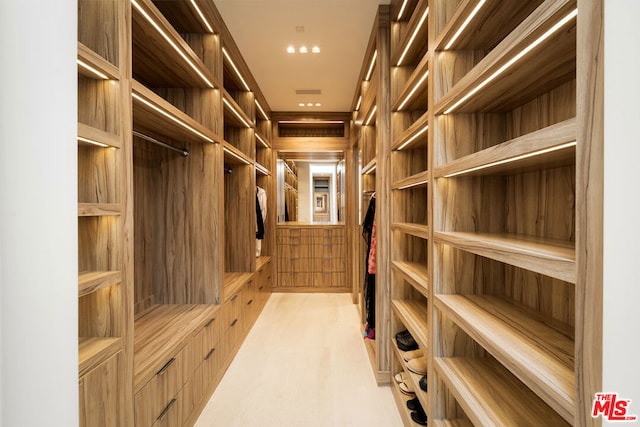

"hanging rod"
[133,130,189,157]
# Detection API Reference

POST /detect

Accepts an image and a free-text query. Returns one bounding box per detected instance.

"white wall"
[603,0,640,422]
[0,1,78,426]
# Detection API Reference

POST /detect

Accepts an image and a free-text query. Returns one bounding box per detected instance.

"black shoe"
[419,375,427,392]
[411,405,428,426]
[395,330,419,351]
[406,397,420,411]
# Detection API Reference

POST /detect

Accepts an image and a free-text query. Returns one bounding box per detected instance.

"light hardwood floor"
[195,293,403,427]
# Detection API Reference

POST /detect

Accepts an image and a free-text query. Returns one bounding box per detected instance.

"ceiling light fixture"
[397,125,428,150]
[189,0,213,33]
[298,103,305,107]
[132,92,214,142]
[312,46,320,53]
[223,97,252,128]
[222,47,251,91]
[223,146,251,165]
[299,46,308,53]
[443,141,577,177]
[255,100,269,120]
[278,120,344,124]
[397,71,429,111]
[287,46,295,53]
[365,105,377,126]
[365,50,377,81]
[131,0,214,88]
[315,103,321,107]
[444,0,486,50]
[78,136,109,148]
[77,60,109,80]
[397,7,429,66]
[397,0,408,20]
[443,8,577,114]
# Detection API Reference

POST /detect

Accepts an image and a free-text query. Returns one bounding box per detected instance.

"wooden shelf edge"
[392,170,429,190]
[78,122,122,149]
[256,256,272,272]
[434,357,571,426]
[392,222,430,240]
[432,0,477,50]
[132,80,222,145]
[434,231,576,283]
[223,142,253,166]
[78,203,122,217]
[391,377,422,426]
[223,272,252,301]
[434,294,575,421]
[390,0,430,66]
[79,271,122,297]
[433,118,577,178]
[391,111,429,151]
[223,90,254,129]
[77,41,120,80]
[79,337,123,377]
[431,419,473,427]
[391,299,429,352]
[362,158,377,175]
[391,53,430,112]
[255,129,271,149]
[391,339,429,411]
[392,261,429,296]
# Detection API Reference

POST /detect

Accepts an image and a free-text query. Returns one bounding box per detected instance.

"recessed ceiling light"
[299,103,305,107]
[312,46,320,53]
[315,103,321,107]
[307,102,313,106]
[287,46,295,53]
[299,46,308,53]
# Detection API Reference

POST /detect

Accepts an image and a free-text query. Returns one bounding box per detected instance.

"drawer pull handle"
[157,398,177,421]
[259,268,264,273]
[258,286,264,290]
[247,280,253,284]
[204,348,216,360]
[204,317,216,328]
[230,319,238,327]
[156,358,175,376]
[230,294,238,302]
[247,299,253,305]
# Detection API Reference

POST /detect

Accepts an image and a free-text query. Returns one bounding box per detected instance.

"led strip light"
[397,71,428,111]
[131,0,214,88]
[77,60,109,80]
[355,95,363,112]
[256,133,269,148]
[397,125,428,150]
[78,136,109,148]
[365,50,377,81]
[223,146,251,165]
[255,100,269,121]
[255,163,269,175]
[223,47,251,92]
[132,92,214,142]
[223,98,252,128]
[444,0,486,50]
[398,179,428,190]
[444,9,578,114]
[397,0,409,20]
[189,0,213,33]
[365,105,377,126]
[443,141,577,177]
[397,7,429,66]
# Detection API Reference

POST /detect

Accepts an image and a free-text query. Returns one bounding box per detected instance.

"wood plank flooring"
[195,293,403,427]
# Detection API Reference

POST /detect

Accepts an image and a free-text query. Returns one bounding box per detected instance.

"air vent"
[295,89,322,95]
[278,121,344,138]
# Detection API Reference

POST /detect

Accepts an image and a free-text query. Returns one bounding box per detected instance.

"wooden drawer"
[192,313,222,368]
[278,243,311,259]
[311,243,345,259]
[135,346,187,427]
[311,256,345,272]
[79,351,124,427]
[151,386,184,427]
[278,256,310,272]
[221,291,242,332]
[311,272,347,287]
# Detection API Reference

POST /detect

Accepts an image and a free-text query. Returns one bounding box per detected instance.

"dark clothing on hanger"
[362,196,376,334]
[256,194,265,239]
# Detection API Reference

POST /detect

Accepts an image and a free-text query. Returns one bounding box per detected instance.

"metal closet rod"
[133,130,189,157]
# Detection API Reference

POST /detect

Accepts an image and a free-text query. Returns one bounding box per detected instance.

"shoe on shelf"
[402,348,423,362]
[395,330,419,351]
[394,372,408,384]
[407,356,428,376]
[411,405,428,426]
[419,375,427,392]
[398,381,415,396]
[406,397,421,412]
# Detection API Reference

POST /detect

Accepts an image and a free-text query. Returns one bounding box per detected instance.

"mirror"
[276,151,345,224]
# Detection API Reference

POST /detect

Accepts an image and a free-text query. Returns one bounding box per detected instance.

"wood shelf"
[78,122,121,149]
[78,203,122,217]
[357,72,379,125]
[392,171,429,190]
[255,162,269,176]
[223,142,253,166]
[131,0,220,88]
[435,294,574,422]
[391,376,424,427]
[77,42,120,80]
[392,223,430,240]
[392,339,429,411]
[391,111,428,151]
[392,53,429,112]
[434,231,575,283]
[223,91,253,128]
[362,158,377,175]
[434,357,571,426]
[255,130,271,149]
[132,80,221,145]
[392,261,429,296]
[133,304,219,391]
[391,0,429,66]
[79,337,123,377]
[79,271,122,297]
[223,272,252,302]
[433,118,576,178]
[392,299,429,352]
[431,420,473,427]
[433,0,576,114]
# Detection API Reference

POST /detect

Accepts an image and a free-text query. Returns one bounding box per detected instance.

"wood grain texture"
[224,163,255,272]
[79,337,123,378]
[78,0,119,66]
[78,41,120,80]
[392,260,429,296]
[79,283,123,338]
[78,77,120,135]
[391,339,430,412]
[79,352,126,427]
[392,299,429,352]
[390,0,429,66]
[435,357,570,426]
[152,87,222,135]
[78,145,120,204]
[78,122,121,149]
[79,271,122,297]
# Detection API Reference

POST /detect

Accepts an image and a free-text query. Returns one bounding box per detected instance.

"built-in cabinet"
[353,0,602,425]
[78,0,274,425]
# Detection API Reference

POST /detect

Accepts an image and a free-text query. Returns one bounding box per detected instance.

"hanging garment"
[362,195,376,337]
[256,194,264,240]
[367,213,377,275]
[256,186,267,257]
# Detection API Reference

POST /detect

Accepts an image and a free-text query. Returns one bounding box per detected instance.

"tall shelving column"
[77,0,134,425]
[430,0,583,425]
[351,4,392,385]
[387,0,431,424]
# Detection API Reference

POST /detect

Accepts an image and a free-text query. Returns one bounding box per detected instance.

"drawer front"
[80,351,124,427]
[311,272,347,287]
[151,387,183,427]
[312,243,345,259]
[135,348,186,427]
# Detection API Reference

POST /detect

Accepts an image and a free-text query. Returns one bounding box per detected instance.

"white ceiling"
[214,0,385,113]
